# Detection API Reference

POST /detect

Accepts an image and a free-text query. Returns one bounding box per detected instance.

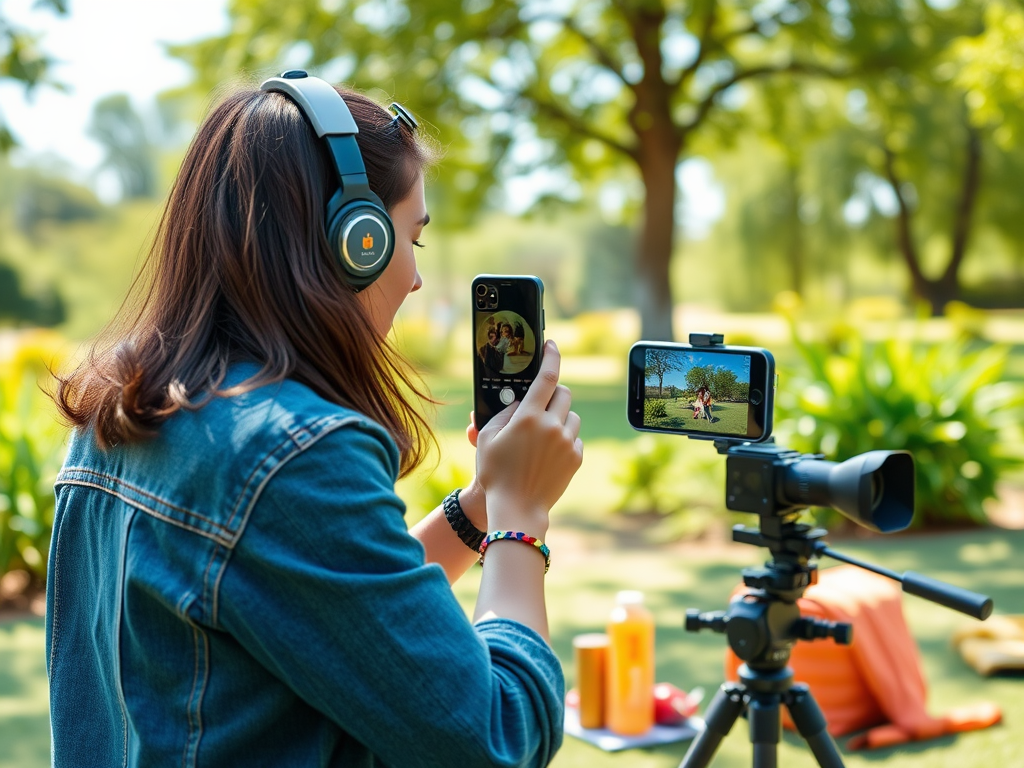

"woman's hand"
[473,341,583,536]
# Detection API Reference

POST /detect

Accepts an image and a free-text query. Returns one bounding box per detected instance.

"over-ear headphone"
[259,70,394,290]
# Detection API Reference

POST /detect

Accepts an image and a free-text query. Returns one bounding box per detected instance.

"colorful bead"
[479,530,551,574]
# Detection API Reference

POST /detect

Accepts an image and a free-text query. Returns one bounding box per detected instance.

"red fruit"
[653,683,701,725]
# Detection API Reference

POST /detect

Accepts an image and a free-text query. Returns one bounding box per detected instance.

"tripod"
[677,513,993,768]
[680,518,847,768]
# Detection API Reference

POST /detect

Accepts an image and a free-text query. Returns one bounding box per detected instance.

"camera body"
[721,440,915,533]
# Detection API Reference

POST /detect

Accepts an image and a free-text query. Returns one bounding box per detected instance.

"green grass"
[648,400,748,435]
[5,527,1021,767]
[0,618,48,768]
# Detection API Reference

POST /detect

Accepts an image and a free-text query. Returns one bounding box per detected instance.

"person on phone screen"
[479,325,503,377]
[46,73,583,768]
[703,389,714,422]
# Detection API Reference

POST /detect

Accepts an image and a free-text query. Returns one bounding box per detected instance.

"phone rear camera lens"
[476,284,488,296]
[475,298,486,309]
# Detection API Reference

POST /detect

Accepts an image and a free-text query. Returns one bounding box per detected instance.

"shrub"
[397,454,474,524]
[0,330,68,582]
[774,320,1024,529]
[644,399,667,420]
[610,435,733,540]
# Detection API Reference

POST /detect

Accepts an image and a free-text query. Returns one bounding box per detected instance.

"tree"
[0,0,66,151]
[87,94,157,200]
[702,0,1008,314]
[709,365,739,400]
[0,262,66,327]
[173,0,889,340]
[645,348,681,397]
[685,364,711,392]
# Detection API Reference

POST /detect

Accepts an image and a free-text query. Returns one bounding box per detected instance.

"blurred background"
[1,1,1023,765]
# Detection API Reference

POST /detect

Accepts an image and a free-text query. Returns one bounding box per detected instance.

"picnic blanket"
[724,565,1001,749]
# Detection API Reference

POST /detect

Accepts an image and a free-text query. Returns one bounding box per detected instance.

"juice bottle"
[605,590,655,735]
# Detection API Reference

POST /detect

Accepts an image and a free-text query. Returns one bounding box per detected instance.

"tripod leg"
[748,693,780,768]
[678,683,745,768]
[786,684,846,768]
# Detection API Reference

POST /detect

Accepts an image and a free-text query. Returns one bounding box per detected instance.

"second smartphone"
[472,275,545,429]
[626,341,775,442]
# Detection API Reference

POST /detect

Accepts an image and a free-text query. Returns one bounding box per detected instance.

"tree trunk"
[884,125,981,316]
[629,5,682,341]
[635,156,679,341]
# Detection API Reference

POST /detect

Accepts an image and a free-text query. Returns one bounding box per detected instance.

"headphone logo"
[362,233,374,249]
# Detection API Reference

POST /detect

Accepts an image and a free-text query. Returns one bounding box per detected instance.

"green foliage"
[685,365,741,400]
[565,311,634,357]
[612,435,677,515]
[0,0,67,151]
[0,262,66,327]
[774,320,1024,529]
[0,331,67,581]
[953,2,1024,150]
[390,315,453,373]
[644,399,667,421]
[398,455,473,524]
[0,175,151,340]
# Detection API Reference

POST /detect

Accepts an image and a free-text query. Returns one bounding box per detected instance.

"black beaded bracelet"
[442,488,486,552]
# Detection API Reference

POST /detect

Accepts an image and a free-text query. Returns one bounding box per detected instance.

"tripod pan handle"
[902,571,993,620]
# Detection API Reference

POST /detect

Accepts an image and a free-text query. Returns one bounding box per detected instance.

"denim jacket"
[47,366,564,767]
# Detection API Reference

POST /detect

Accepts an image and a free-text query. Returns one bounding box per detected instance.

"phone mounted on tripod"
[634,334,995,768]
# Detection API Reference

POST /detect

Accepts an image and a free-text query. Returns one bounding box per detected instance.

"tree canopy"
[171,0,1018,326]
[0,0,66,152]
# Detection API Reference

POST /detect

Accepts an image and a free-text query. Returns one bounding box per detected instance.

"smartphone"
[627,341,775,442]
[472,275,545,429]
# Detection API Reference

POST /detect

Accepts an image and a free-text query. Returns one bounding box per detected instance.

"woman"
[497,322,515,372]
[478,325,503,377]
[47,74,583,767]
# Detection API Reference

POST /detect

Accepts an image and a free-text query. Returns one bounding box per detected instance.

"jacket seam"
[210,415,367,625]
[180,598,209,768]
[200,545,221,626]
[50,480,235,548]
[47,497,64,693]
[115,510,132,768]
[56,467,234,535]
[222,414,356,531]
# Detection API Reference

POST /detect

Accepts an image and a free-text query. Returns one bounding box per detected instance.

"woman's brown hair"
[53,84,437,475]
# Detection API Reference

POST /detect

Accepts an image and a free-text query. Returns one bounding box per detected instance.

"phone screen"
[627,343,774,441]
[472,276,544,428]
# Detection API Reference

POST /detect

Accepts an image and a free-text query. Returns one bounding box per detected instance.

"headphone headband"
[258,70,394,289]
[260,71,359,137]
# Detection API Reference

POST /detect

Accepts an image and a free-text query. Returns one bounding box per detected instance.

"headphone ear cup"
[326,195,395,289]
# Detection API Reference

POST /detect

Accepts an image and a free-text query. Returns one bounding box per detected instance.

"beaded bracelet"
[479,531,551,574]
[442,488,486,553]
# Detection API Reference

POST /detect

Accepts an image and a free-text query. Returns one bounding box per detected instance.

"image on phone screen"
[643,348,758,436]
[475,311,538,377]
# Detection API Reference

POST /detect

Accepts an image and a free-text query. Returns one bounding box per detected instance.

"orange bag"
[724,565,1001,750]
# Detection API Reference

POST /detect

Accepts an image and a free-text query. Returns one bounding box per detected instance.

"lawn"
[647,399,749,435]
[3,525,1022,768]
[2,312,1023,766]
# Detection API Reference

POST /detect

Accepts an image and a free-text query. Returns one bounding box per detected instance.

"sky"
[1,0,229,196]
[0,0,725,228]
[655,350,751,389]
